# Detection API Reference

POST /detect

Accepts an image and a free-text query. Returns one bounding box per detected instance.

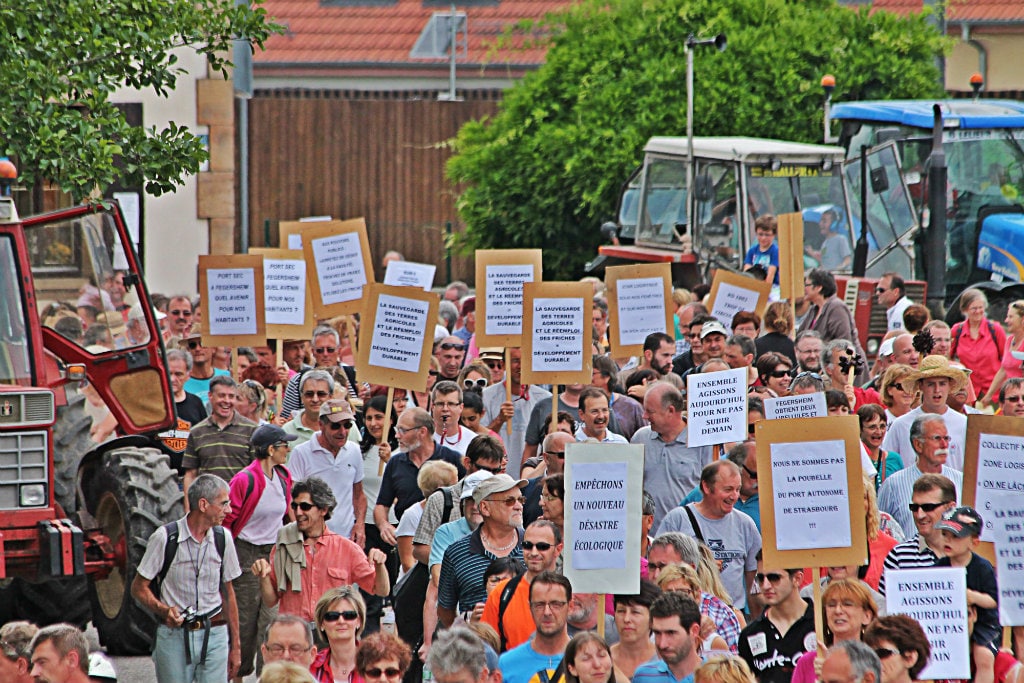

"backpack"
[950,320,999,360]
[243,465,290,503]
[496,572,525,652]
[151,522,226,600]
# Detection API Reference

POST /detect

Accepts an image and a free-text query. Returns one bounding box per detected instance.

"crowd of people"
[20,250,1024,683]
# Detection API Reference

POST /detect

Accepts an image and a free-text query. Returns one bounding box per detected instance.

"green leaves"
[0,1,282,201]
[448,0,947,279]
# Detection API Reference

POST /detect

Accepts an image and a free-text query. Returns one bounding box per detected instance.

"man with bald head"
[632,382,713,529]
[890,333,920,369]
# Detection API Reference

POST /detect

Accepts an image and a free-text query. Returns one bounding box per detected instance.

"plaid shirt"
[701,591,740,653]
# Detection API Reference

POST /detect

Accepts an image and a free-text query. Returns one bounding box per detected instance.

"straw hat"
[912,355,968,392]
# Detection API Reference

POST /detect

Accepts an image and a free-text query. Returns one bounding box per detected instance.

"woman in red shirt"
[951,288,1006,398]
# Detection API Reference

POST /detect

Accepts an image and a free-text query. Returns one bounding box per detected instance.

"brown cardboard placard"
[355,283,440,391]
[756,415,868,569]
[301,218,376,317]
[707,269,772,326]
[605,263,674,358]
[521,281,592,387]
[777,212,805,304]
[962,414,1024,566]
[250,247,315,341]
[198,254,267,348]
[475,249,543,347]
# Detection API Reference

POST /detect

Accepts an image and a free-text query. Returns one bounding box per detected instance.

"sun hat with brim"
[460,470,495,501]
[911,355,968,392]
[472,473,528,505]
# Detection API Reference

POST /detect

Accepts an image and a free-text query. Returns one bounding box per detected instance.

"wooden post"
[811,566,825,651]
[551,391,558,438]
[713,443,721,462]
[379,385,395,476]
[505,347,514,442]
[597,596,606,638]
[275,341,285,423]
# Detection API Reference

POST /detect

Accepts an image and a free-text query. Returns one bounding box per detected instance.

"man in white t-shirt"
[432,381,477,455]
[288,399,365,544]
[876,273,913,332]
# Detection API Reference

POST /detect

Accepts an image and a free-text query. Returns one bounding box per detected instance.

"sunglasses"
[487,495,526,507]
[303,391,331,399]
[874,648,901,660]
[748,423,756,435]
[291,501,316,511]
[908,502,947,513]
[464,378,488,389]
[793,371,823,381]
[365,668,402,679]
[755,572,786,584]
[483,360,504,369]
[169,309,193,317]
[742,464,757,480]
[522,541,554,551]
[1005,395,1024,403]
[439,342,466,351]
[890,382,912,393]
[476,463,504,475]
[875,287,889,294]
[428,370,441,378]
[313,346,337,354]
[185,339,201,350]
[767,370,791,379]
[325,420,354,431]
[323,610,360,623]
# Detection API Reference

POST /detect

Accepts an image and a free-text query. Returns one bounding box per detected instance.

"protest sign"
[198,254,266,348]
[355,284,439,391]
[383,260,436,292]
[885,567,970,680]
[962,414,1024,543]
[521,281,592,386]
[604,263,673,358]
[686,367,748,447]
[278,221,305,251]
[755,416,866,568]
[563,442,643,594]
[707,270,771,326]
[989,492,1024,626]
[250,248,314,340]
[777,212,805,304]
[475,249,543,347]
[763,392,827,420]
[301,218,375,316]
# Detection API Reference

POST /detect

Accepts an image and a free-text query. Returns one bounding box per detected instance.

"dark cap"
[935,506,982,538]
[251,424,298,449]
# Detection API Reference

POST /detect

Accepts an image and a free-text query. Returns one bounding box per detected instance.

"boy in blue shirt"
[743,215,779,286]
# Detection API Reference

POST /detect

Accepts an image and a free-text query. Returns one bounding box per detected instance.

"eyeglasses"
[686,332,701,340]
[522,541,554,551]
[541,493,561,502]
[291,501,316,511]
[439,342,466,351]
[395,426,419,436]
[303,391,331,399]
[323,610,360,623]
[169,309,193,317]
[483,360,504,369]
[742,464,757,480]
[874,648,901,660]
[273,442,291,449]
[265,644,311,657]
[434,401,462,409]
[543,450,566,460]
[313,346,337,354]
[908,502,947,513]
[365,668,403,679]
[487,495,526,507]
[530,600,568,612]
[755,572,786,585]
[918,435,951,443]
[1005,395,1024,403]
[463,378,488,389]
[324,420,354,431]
[647,562,670,572]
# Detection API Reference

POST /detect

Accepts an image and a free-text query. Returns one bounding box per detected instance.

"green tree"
[0,1,281,201]
[448,0,948,279]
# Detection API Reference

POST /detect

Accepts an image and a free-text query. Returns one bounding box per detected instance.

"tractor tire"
[52,390,94,514]
[11,576,91,628]
[85,446,183,655]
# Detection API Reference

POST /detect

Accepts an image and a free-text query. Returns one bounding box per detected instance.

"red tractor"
[0,179,182,654]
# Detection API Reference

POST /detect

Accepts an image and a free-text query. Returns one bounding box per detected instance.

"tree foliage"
[0,1,282,201]
[448,0,948,279]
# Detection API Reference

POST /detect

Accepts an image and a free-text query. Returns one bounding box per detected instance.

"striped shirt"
[876,463,963,535]
[181,413,257,482]
[877,535,939,596]
[437,527,524,613]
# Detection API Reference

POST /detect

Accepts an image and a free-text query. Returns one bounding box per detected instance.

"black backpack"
[150,522,226,601]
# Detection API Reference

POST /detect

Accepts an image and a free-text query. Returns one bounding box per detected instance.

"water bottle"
[381,604,396,635]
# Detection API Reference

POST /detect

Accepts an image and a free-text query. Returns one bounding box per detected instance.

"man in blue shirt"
[633,592,702,683]
[499,571,571,683]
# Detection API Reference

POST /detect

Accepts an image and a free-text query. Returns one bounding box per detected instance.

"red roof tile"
[872,0,1024,22]
[254,0,573,69]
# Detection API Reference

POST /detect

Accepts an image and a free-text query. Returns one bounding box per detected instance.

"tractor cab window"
[693,160,741,267]
[0,236,33,387]
[635,156,688,247]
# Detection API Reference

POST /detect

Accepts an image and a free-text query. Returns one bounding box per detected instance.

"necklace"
[482,531,517,553]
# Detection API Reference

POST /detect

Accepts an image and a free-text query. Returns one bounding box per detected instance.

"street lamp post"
[684,33,726,237]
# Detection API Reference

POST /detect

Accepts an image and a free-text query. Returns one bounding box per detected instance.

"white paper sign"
[384,261,436,292]
[686,367,748,447]
[885,567,970,680]
[615,277,668,346]
[368,294,431,373]
[484,264,535,337]
[764,392,827,420]
[532,297,585,372]
[206,268,258,336]
[311,232,368,305]
[710,281,761,328]
[569,461,628,570]
[263,257,307,326]
[770,440,852,550]
[991,493,1024,626]
[974,433,1024,541]
[287,233,302,250]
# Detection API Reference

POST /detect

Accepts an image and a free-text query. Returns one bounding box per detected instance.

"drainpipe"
[961,23,988,92]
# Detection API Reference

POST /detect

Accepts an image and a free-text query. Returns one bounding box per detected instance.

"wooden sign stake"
[379,385,395,475]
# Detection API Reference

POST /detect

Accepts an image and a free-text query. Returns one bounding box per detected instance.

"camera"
[181,606,198,622]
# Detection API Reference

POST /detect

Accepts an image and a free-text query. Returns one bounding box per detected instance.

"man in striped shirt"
[878,473,957,596]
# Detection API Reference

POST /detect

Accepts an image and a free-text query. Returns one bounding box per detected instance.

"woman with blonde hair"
[311,585,367,683]
[694,655,755,683]
[655,565,729,654]
[879,364,917,423]
[755,301,796,366]
[863,477,902,588]
[395,461,458,578]
[695,544,745,628]
[791,579,878,683]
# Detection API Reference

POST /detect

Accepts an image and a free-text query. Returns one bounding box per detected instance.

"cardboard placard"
[383,260,436,292]
[989,492,1024,626]
[604,263,674,358]
[707,269,771,326]
[777,212,805,303]
[563,442,644,594]
[962,414,1024,544]
[755,416,867,568]
[301,218,375,317]
[686,367,748,447]
[198,254,266,348]
[355,284,440,392]
[475,249,543,347]
[278,221,305,251]
[763,392,827,420]
[250,248,315,341]
[520,281,592,386]
[885,567,970,680]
